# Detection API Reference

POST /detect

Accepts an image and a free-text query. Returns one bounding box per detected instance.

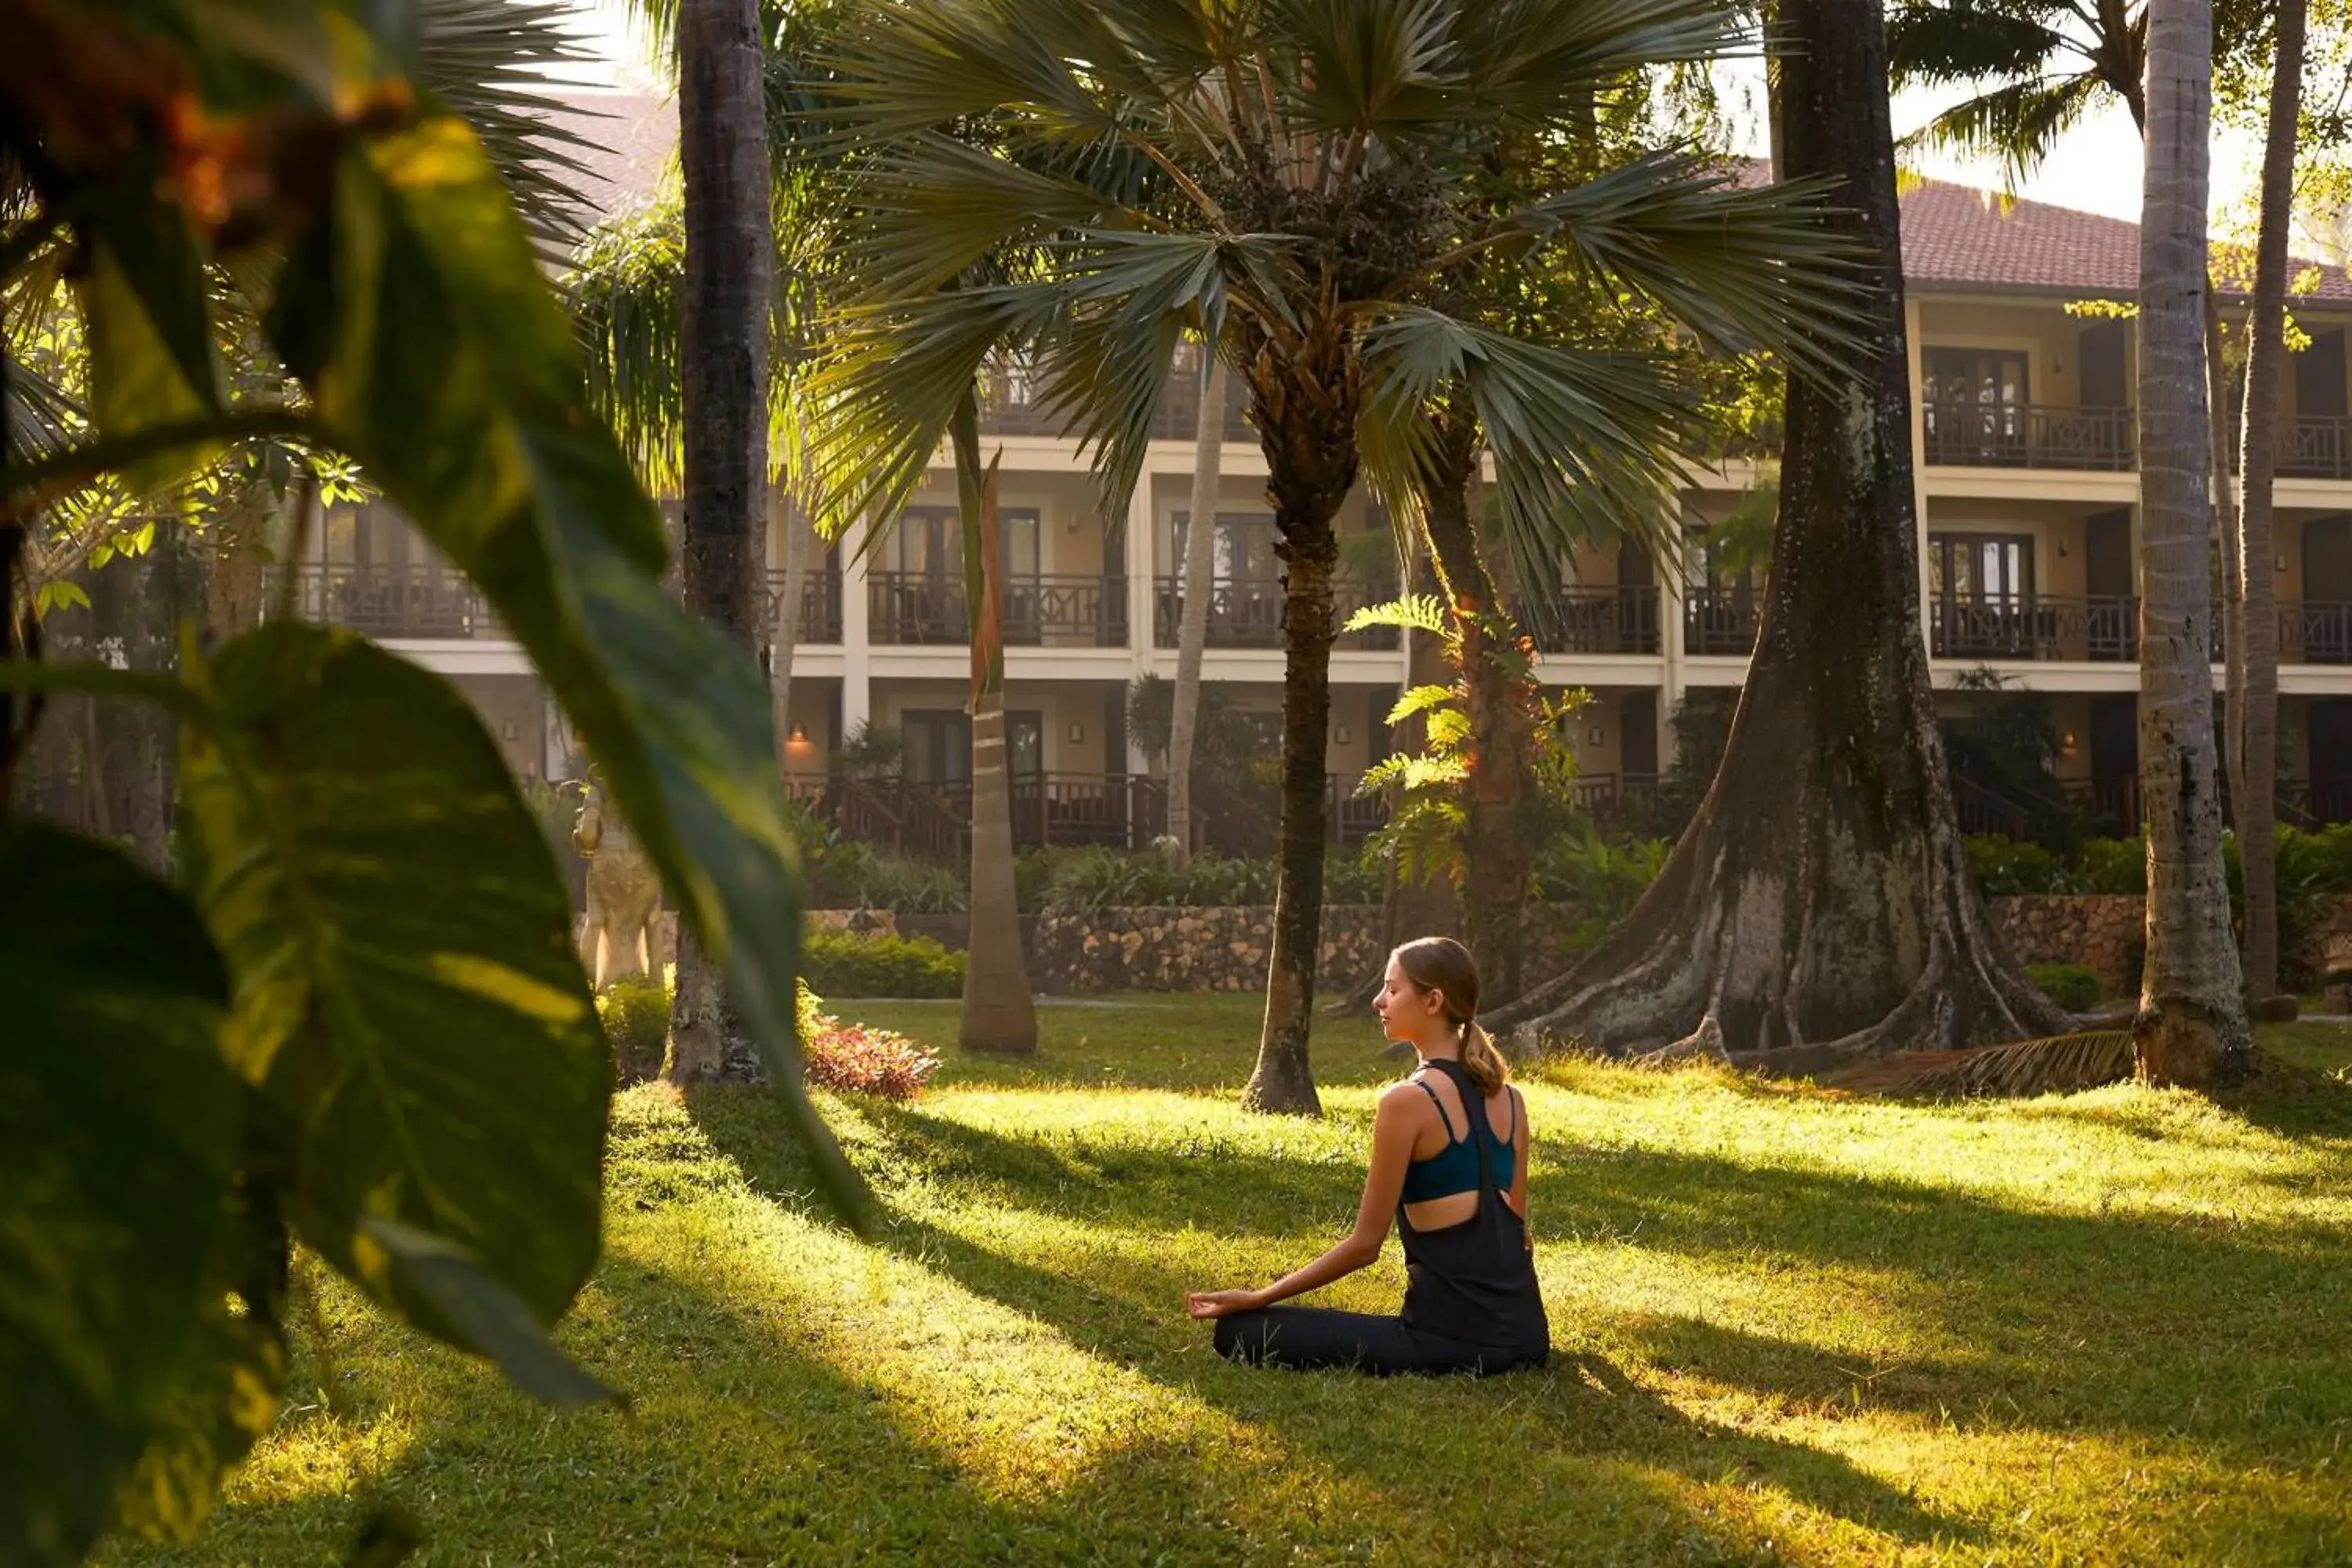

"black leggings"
[1214,1307,1548,1377]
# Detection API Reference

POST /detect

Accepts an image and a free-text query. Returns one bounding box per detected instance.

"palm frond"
[1897,73,2103,187]
[1833,1030,2134,1098]
[417,0,613,260]
[844,136,1122,302]
[1270,0,1461,134]
[1446,0,1755,123]
[816,0,1128,149]
[1477,151,1873,386]
[1885,2,2071,88]
[568,203,687,494]
[801,283,1064,544]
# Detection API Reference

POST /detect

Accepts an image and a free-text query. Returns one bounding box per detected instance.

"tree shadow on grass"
[686,1091,1983,1555]
[692,1087,2352,1474]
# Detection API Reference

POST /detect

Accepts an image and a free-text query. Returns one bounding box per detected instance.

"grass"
[110,1001,2352,1566]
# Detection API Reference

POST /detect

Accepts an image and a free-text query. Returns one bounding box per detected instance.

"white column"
[1906,296,1935,668]
[1659,518,1687,765]
[1126,466,1158,686]
[840,521,873,735]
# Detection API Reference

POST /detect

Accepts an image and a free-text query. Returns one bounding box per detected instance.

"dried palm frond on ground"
[1835,1030,2137,1099]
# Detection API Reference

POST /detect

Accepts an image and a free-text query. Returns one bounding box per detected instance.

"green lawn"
[111,1002,2352,1566]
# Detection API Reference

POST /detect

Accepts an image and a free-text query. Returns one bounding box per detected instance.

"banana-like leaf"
[176,626,611,1343]
[256,114,863,1222]
[0,822,237,1568]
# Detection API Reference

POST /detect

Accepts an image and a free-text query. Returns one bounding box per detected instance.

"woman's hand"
[1185,1288,1266,1320]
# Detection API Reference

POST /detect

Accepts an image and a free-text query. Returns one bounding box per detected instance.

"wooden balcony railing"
[1929,593,2140,662]
[767,568,843,644]
[2282,600,2352,663]
[866,572,1129,648]
[1922,402,2136,470]
[1523,586,1661,655]
[1683,586,1761,656]
[1151,574,1400,652]
[285,562,499,639]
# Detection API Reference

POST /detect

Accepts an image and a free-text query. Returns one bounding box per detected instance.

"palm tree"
[2134,0,2251,1082]
[2234,0,2308,1010]
[801,0,1864,1112]
[666,0,775,1083]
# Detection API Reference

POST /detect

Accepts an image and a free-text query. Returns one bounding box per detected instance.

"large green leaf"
[176,624,610,1341]
[258,111,860,1215]
[0,822,237,1568]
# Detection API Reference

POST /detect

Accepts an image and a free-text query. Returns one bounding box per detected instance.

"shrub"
[854,852,968,915]
[802,929,966,996]
[1965,834,2070,896]
[793,980,938,1100]
[599,975,670,1083]
[2074,837,2146,895]
[2027,963,2103,1013]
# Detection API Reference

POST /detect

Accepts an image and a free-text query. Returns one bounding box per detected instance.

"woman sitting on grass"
[1186,937,1550,1376]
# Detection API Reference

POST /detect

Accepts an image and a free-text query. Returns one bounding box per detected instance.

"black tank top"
[1397,1059,1551,1349]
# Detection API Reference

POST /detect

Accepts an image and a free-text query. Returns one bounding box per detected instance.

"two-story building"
[293,103,2352,851]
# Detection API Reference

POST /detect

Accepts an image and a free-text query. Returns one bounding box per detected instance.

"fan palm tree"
[801,0,1866,1112]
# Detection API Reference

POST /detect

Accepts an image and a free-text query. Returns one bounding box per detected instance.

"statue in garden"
[574,773,661,991]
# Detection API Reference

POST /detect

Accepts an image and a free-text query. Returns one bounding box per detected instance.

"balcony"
[768,568,843,644]
[289,562,498,639]
[1152,574,1400,652]
[1523,586,1661,655]
[1683,586,1761,656]
[866,572,1128,648]
[1922,403,2136,471]
[2283,600,2352,662]
[1930,594,2140,662]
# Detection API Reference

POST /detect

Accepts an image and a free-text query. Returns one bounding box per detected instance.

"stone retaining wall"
[1985,895,2144,994]
[1028,904,1589,995]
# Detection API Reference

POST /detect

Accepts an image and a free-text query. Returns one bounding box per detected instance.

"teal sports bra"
[1399,1071,1516,1204]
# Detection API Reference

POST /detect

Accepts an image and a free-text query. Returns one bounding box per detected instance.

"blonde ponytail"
[1460,1019,1508,1097]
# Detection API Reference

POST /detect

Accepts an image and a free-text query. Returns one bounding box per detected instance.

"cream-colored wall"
[891,472,1116,578]
[869,681,1125,774]
[777,684,837,782]
[1147,476,1392,576]
[1916,300,2111,407]
[449,674,546,779]
[1922,497,2127,598]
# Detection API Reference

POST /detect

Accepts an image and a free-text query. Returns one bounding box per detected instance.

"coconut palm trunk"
[666,0,771,1083]
[1483,0,2071,1066]
[1421,416,1538,1006]
[952,394,1039,1054]
[2132,0,2251,1084]
[1164,349,1227,870]
[2234,0,2305,1007]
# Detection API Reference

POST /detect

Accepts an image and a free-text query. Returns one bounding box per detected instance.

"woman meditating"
[1186,937,1550,1375]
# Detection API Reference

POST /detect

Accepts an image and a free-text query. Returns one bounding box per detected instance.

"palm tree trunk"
[1483,0,2070,1069]
[770,482,806,778]
[2237,0,2305,1006]
[953,393,1038,1054]
[667,0,771,1085]
[2133,0,2251,1085]
[1165,350,1227,871]
[1421,421,1537,1007]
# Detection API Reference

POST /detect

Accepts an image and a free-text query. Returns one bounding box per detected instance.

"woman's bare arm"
[1186,1087,1421,1318]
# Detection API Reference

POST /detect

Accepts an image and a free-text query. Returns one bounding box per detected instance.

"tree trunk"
[1238,307,1359,1115]
[205,491,273,646]
[1421,420,1537,1007]
[1165,350,1227,871]
[667,0,772,1086]
[1483,0,2071,1071]
[2212,295,2246,842]
[953,394,1038,1054]
[2132,0,2251,1087]
[2236,0,2304,1007]
[770,482,806,778]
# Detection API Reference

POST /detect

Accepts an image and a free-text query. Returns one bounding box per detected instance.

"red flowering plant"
[797,984,941,1102]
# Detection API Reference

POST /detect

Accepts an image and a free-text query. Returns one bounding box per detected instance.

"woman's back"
[1396,1059,1548,1351]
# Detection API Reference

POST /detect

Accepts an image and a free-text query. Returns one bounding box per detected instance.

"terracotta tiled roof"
[1897,176,2352,303]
